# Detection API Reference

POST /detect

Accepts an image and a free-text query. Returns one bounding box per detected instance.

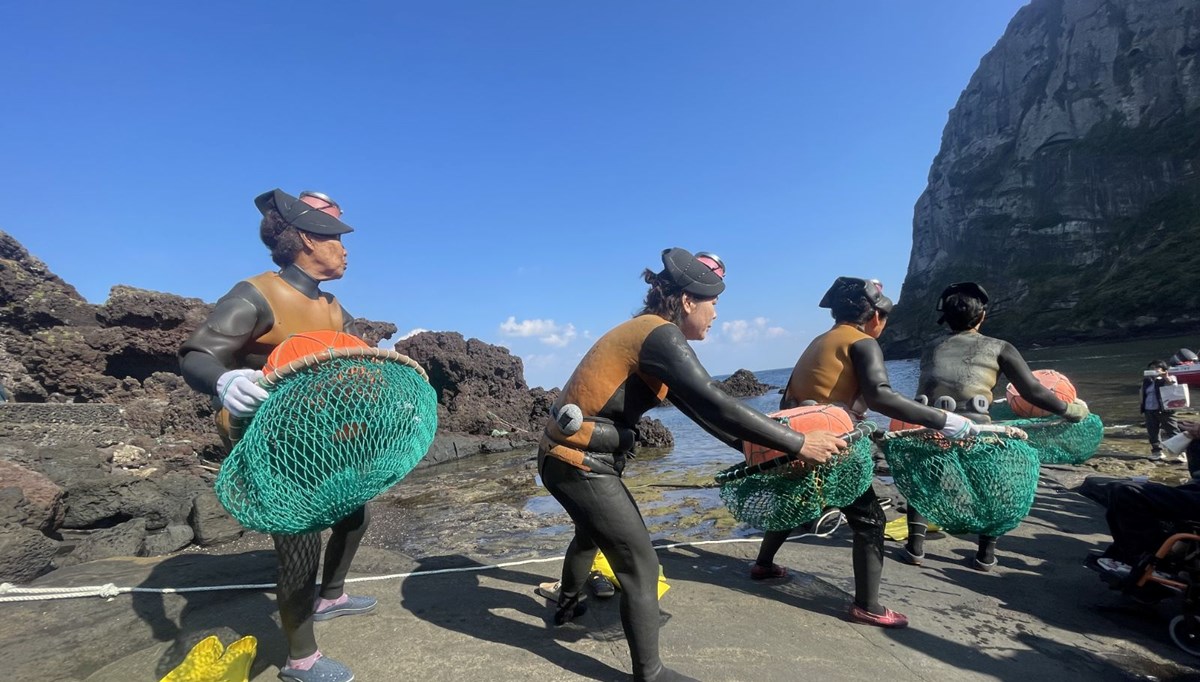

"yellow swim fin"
[591,550,670,600]
[883,517,940,542]
[160,635,258,682]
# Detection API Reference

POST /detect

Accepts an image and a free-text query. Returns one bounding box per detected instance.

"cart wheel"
[1169,615,1200,656]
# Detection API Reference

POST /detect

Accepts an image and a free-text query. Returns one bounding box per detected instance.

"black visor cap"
[661,247,725,298]
[254,188,354,236]
[819,276,893,314]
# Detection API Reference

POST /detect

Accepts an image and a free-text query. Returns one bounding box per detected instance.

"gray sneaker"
[312,595,377,622]
[279,655,354,682]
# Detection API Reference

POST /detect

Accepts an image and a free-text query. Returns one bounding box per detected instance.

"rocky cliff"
[884,0,1200,357]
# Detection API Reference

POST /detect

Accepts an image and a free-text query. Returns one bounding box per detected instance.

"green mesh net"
[990,402,1104,465]
[717,436,874,531]
[216,351,438,535]
[881,432,1040,536]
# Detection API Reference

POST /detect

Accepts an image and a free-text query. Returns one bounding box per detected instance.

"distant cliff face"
[884,0,1200,357]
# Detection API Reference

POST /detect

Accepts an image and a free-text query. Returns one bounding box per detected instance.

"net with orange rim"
[216,332,437,535]
[720,405,874,531]
[880,431,1040,536]
[990,397,1103,465]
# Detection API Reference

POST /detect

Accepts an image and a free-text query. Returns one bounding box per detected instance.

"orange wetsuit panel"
[782,324,870,407]
[541,315,671,470]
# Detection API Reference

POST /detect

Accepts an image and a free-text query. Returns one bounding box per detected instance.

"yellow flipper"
[883,517,940,542]
[160,635,258,682]
[591,551,671,600]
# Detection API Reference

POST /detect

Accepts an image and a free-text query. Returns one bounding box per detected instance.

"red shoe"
[848,604,909,629]
[749,563,788,581]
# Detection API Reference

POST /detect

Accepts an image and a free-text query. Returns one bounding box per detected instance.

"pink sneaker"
[848,604,909,629]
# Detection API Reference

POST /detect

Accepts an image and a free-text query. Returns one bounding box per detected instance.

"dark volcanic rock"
[718,369,773,399]
[189,491,243,546]
[58,517,148,568]
[354,319,398,347]
[61,476,190,531]
[141,524,195,556]
[0,232,96,330]
[394,331,559,436]
[0,523,58,582]
[635,417,674,449]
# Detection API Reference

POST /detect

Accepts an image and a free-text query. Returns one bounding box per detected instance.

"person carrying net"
[751,276,978,629]
[900,282,1089,572]
[179,189,370,682]
[538,248,844,682]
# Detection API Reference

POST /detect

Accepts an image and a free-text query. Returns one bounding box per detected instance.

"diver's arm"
[178,283,272,395]
[997,342,1068,415]
[639,324,807,454]
[340,306,360,335]
[850,338,948,428]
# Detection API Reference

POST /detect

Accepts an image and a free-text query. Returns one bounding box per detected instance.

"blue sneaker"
[278,655,354,682]
[312,595,377,622]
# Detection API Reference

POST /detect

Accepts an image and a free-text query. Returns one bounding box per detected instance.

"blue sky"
[1,1,1028,389]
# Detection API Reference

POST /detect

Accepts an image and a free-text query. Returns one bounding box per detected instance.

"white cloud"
[397,327,429,341]
[541,324,577,347]
[499,316,577,347]
[721,317,787,344]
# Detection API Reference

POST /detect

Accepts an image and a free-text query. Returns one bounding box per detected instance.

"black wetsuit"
[540,314,809,682]
[907,330,1069,562]
[758,323,949,614]
[179,263,367,660]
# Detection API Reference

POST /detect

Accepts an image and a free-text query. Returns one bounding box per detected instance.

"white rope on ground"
[0,510,847,604]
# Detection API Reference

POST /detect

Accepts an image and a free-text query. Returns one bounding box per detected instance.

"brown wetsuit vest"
[236,271,345,369]
[215,271,345,443]
[782,324,871,414]
[540,315,671,472]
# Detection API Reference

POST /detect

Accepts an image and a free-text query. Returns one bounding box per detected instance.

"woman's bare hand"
[798,430,847,464]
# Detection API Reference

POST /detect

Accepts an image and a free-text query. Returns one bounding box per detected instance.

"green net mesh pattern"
[719,436,874,531]
[990,403,1104,465]
[881,433,1040,536]
[216,355,438,535]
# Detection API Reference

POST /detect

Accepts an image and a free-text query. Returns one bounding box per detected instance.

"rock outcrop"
[884,0,1200,356]
[718,369,775,399]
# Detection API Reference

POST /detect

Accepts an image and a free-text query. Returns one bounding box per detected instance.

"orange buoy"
[743,404,854,467]
[264,330,370,375]
[1006,369,1077,417]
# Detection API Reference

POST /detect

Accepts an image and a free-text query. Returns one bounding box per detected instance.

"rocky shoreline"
[0,229,776,583]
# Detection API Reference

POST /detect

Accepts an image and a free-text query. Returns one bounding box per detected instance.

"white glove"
[940,411,979,440]
[216,369,269,418]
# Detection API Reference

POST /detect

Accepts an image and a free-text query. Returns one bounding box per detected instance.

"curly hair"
[637,268,715,325]
[259,211,305,267]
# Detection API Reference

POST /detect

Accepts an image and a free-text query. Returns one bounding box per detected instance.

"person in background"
[1095,418,1200,576]
[900,282,1089,571]
[752,276,978,629]
[538,248,844,682]
[179,189,369,682]
[1142,359,1182,462]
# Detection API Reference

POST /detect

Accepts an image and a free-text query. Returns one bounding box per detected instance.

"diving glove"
[939,411,979,440]
[216,369,269,418]
[1062,399,1089,423]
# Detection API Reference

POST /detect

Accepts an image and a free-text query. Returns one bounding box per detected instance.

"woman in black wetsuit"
[901,282,1089,571]
[179,189,370,682]
[538,248,845,682]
